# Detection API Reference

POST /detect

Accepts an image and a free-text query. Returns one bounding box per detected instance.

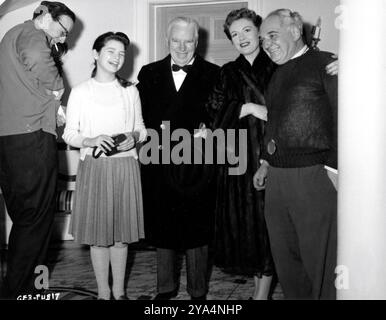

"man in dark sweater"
[254,9,338,299]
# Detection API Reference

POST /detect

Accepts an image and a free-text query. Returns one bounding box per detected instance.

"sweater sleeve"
[17,31,64,92]
[62,87,86,148]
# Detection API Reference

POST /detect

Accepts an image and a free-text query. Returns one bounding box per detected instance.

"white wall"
[0,0,339,93]
[0,2,39,38]
[59,0,138,88]
[337,0,386,299]
[0,0,141,92]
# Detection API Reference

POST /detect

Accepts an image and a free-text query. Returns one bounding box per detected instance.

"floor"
[1,240,284,300]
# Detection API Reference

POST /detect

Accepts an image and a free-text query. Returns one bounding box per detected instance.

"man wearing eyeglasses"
[254,9,338,300]
[0,1,76,299]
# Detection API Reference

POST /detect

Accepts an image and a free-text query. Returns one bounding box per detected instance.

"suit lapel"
[160,55,178,94]
[177,55,201,95]
[157,55,204,117]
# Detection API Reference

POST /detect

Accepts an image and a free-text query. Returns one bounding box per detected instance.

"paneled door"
[149,1,248,66]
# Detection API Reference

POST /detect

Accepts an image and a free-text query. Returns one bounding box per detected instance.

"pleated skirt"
[69,155,144,246]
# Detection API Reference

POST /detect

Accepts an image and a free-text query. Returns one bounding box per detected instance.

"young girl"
[63,32,147,300]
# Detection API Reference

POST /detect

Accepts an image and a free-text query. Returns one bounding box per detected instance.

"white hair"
[166,16,199,41]
[266,8,303,34]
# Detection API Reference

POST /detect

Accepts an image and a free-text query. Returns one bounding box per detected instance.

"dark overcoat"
[205,53,275,275]
[137,55,220,250]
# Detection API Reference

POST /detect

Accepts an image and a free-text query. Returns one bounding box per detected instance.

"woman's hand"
[117,132,139,151]
[240,103,268,121]
[82,135,114,153]
[193,123,208,139]
[326,54,338,76]
[253,160,269,190]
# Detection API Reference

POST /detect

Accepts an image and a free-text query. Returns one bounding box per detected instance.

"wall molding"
[135,0,262,66]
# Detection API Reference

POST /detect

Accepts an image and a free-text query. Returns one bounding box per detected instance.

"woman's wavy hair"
[223,8,262,41]
[91,32,131,88]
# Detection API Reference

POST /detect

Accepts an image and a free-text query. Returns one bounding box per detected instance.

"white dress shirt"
[171,58,195,91]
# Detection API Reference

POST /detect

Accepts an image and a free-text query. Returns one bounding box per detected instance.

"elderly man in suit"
[137,16,219,300]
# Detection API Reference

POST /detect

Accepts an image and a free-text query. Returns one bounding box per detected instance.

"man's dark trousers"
[264,165,337,300]
[0,130,58,299]
[157,245,208,298]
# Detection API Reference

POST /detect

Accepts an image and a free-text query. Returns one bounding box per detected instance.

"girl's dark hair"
[91,32,131,88]
[223,8,262,41]
[33,1,76,23]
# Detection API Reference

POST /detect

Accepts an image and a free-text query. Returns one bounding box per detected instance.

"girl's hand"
[83,135,114,153]
[117,132,139,151]
[326,55,338,76]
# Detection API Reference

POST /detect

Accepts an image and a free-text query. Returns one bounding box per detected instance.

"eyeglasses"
[57,19,69,38]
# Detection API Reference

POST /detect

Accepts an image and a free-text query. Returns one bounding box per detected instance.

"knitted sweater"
[263,49,338,169]
[63,79,147,160]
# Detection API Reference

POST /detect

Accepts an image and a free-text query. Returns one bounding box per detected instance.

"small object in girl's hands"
[112,133,127,145]
[92,134,127,159]
[104,133,127,156]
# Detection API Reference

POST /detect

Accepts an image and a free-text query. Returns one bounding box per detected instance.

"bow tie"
[172,64,192,73]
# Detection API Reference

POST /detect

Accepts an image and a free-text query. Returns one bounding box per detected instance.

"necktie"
[172,64,192,73]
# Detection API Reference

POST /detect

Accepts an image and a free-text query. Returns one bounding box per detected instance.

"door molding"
[148,0,262,62]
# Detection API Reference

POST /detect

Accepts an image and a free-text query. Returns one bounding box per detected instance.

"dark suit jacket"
[137,54,220,250]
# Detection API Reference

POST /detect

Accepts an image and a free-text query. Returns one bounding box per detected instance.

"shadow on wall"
[120,41,140,83]
[60,16,84,107]
[303,22,313,47]
[196,27,209,59]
